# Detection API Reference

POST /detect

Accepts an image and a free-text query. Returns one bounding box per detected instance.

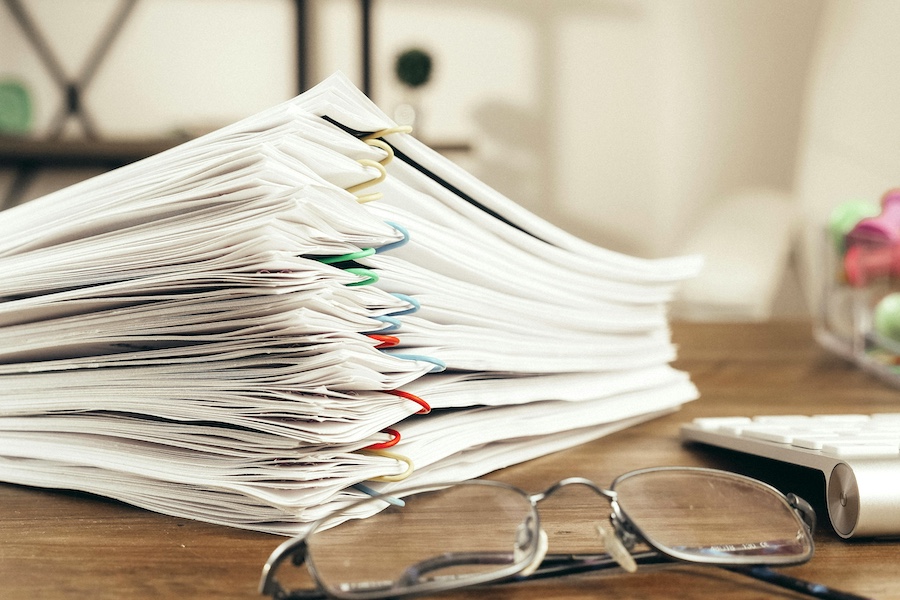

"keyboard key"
[869,413,900,422]
[811,414,871,423]
[792,434,839,450]
[740,426,794,443]
[820,442,900,458]
[691,417,751,431]
[752,415,811,424]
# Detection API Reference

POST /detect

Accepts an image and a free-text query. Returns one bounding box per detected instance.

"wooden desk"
[1,321,898,599]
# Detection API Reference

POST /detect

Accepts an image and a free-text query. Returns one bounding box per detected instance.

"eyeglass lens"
[307,483,537,598]
[613,469,813,564]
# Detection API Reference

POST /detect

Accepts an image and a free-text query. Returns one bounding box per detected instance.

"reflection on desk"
[1,321,898,600]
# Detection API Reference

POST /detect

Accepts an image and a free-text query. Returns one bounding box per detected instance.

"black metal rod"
[295,0,308,93]
[360,0,372,97]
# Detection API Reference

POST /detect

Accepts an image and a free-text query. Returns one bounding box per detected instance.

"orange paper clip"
[386,389,431,414]
[364,428,400,450]
[368,334,400,348]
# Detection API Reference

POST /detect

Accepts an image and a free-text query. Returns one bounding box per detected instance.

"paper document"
[0,73,701,534]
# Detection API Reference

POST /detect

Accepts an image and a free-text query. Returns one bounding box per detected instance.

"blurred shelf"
[0,134,469,208]
[0,135,192,208]
[427,141,472,154]
[0,135,189,168]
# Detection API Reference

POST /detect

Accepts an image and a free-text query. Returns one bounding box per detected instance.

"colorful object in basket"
[843,242,900,287]
[874,292,900,343]
[837,190,900,288]
[817,188,900,389]
[829,199,881,254]
[846,189,900,246]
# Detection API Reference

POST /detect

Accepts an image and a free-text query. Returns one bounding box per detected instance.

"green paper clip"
[317,248,376,264]
[346,267,379,286]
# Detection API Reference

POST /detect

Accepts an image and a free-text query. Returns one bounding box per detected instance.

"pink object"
[846,188,900,246]
[843,241,900,287]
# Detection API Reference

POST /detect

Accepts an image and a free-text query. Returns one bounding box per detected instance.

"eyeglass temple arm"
[727,566,873,600]
[788,493,817,534]
[518,550,669,581]
[517,551,872,600]
[259,537,317,599]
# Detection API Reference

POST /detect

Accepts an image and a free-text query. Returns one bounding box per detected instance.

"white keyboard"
[681,413,900,538]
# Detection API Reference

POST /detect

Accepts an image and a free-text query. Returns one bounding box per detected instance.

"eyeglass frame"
[259,466,833,600]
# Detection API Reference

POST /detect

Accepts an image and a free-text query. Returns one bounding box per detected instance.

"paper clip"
[362,125,413,141]
[317,248,375,264]
[368,334,400,348]
[386,389,431,414]
[372,315,402,331]
[347,159,387,203]
[377,221,410,254]
[351,483,406,507]
[389,293,420,316]
[391,353,446,373]
[345,267,379,286]
[355,191,383,204]
[364,428,401,450]
[360,449,414,482]
[364,137,395,167]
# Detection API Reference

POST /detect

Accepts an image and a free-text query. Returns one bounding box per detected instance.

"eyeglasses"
[259,466,867,600]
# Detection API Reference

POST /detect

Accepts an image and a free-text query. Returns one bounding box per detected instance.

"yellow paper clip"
[347,158,387,203]
[362,125,413,141]
[360,449,414,482]
[364,137,395,166]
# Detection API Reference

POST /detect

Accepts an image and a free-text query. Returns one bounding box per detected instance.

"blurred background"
[0,0,897,322]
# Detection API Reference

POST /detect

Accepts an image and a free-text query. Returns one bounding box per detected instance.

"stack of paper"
[0,73,701,534]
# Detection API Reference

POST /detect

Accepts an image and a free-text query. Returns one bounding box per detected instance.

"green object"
[874,293,900,342]
[395,49,433,88]
[317,248,375,264]
[345,267,379,286]
[0,80,32,134]
[828,199,880,253]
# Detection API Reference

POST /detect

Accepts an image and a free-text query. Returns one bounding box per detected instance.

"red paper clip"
[364,428,401,450]
[368,334,400,348]
[386,389,431,414]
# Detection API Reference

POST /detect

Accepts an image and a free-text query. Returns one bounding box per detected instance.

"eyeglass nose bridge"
[528,476,616,505]
[529,476,622,542]
[528,477,652,573]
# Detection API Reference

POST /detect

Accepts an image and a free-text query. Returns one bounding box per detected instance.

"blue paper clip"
[371,315,402,332]
[390,353,446,373]
[352,483,405,507]
[377,221,410,253]
[389,293,420,316]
